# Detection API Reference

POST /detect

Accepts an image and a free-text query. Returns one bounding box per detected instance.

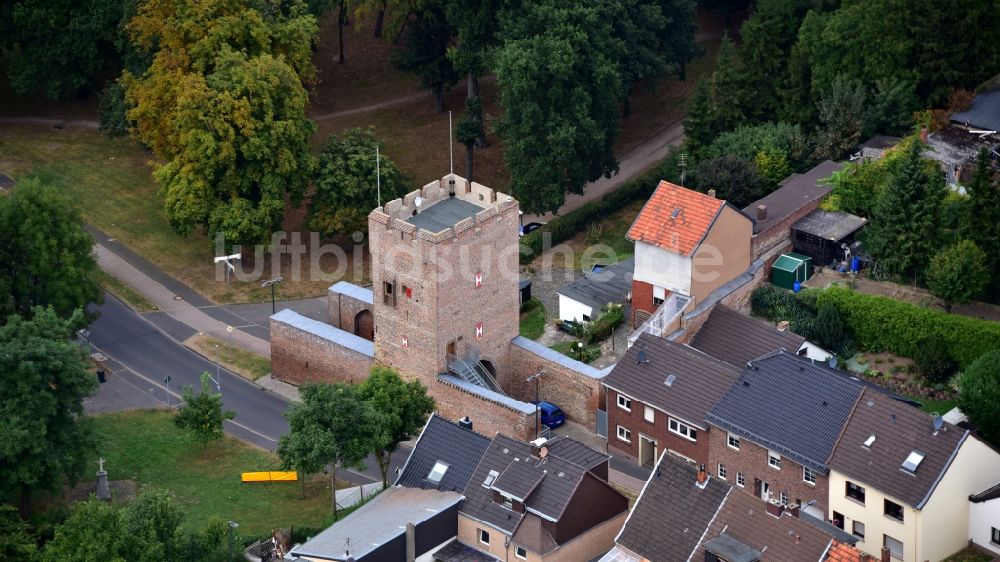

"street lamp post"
[526,370,546,438]
[261,276,284,315]
[227,520,239,562]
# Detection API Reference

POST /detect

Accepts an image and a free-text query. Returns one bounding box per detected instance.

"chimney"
[860,554,873,562]
[919,127,929,143]
[406,523,416,562]
[530,437,548,458]
[786,503,800,518]
[458,416,473,430]
[707,189,716,199]
[756,204,768,221]
[96,457,111,501]
[696,464,707,485]
[881,546,890,562]
[765,501,785,518]
[777,320,790,332]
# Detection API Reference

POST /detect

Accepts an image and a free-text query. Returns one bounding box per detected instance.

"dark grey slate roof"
[615,452,731,562]
[828,388,968,508]
[460,434,594,534]
[689,305,804,368]
[544,436,610,471]
[971,481,1000,503]
[744,160,842,234]
[603,333,741,429]
[396,413,492,493]
[557,257,634,313]
[792,210,867,241]
[706,351,865,473]
[861,135,902,150]
[704,533,762,562]
[405,197,485,232]
[951,89,1000,131]
[492,460,546,502]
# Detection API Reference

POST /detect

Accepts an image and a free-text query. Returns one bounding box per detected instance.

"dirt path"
[0,116,99,129]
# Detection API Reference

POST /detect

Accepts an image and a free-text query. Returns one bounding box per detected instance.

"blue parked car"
[532,401,566,429]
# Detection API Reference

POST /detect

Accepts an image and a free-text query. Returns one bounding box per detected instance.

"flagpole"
[376,145,382,207]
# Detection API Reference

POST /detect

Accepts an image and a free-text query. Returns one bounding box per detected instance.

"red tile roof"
[626,181,725,256]
[826,540,864,562]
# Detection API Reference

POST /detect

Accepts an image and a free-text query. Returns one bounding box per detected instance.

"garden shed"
[791,209,867,267]
[771,253,812,290]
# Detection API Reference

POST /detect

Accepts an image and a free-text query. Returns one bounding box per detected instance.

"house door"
[639,435,658,467]
[760,481,771,501]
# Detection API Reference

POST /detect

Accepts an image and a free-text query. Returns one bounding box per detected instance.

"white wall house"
[559,294,595,323]
[633,241,692,296]
[969,483,1000,557]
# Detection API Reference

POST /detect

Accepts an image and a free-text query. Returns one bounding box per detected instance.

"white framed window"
[617,425,631,443]
[617,394,631,411]
[853,520,865,539]
[803,466,816,484]
[427,461,449,483]
[479,529,490,545]
[668,418,697,442]
[501,494,513,510]
[727,433,740,450]
[767,451,781,470]
[653,285,666,306]
[780,491,788,506]
[736,472,745,487]
[644,405,654,423]
[883,534,903,560]
[717,464,727,480]
[515,545,527,559]
[992,527,1000,546]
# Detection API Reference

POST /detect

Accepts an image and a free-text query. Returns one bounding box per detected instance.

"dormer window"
[901,450,925,473]
[483,469,499,488]
[499,494,513,510]
[427,461,448,483]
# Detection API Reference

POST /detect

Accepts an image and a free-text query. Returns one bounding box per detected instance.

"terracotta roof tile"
[826,540,864,562]
[627,181,725,256]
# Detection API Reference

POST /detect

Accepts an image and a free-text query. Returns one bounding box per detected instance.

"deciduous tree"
[692,154,768,207]
[357,367,434,488]
[494,0,624,214]
[391,3,458,113]
[0,178,102,325]
[308,128,410,238]
[174,373,235,453]
[0,308,97,515]
[926,240,988,313]
[278,383,386,518]
[958,350,1000,447]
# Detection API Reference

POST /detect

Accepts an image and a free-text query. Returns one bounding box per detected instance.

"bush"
[818,285,1000,368]
[98,81,129,138]
[814,300,853,355]
[519,155,679,264]
[583,303,624,344]
[913,335,957,384]
[958,350,1000,447]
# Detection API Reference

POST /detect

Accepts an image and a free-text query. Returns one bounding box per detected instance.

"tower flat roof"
[404,197,486,232]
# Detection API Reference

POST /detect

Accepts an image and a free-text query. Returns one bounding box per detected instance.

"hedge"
[519,155,678,264]
[583,303,625,344]
[817,286,1000,368]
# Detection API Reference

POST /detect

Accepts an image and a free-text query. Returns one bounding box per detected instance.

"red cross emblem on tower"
[475,323,484,339]
[475,271,483,288]
[401,335,408,348]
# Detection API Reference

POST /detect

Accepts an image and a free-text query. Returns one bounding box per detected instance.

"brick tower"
[368,173,520,386]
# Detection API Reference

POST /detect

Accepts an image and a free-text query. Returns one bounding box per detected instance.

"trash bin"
[96,368,106,383]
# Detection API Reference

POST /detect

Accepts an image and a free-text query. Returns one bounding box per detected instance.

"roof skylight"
[483,469,500,488]
[427,461,449,483]
[901,450,926,473]
[863,434,876,448]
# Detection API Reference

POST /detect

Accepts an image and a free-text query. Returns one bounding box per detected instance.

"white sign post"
[214,253,241,289]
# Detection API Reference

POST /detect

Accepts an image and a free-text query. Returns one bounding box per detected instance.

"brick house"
[602,451,858,562]
[602,332,740,468]
[706,350,866,518]
[626,181,752,328]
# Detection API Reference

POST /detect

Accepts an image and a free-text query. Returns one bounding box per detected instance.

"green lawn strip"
[549,340,601,364]
[941,547,993,562]
[912,396,959,415]
[96,270,157,313]
[185,334,272,381]
[519,299,546,340]
[90,410,341,535]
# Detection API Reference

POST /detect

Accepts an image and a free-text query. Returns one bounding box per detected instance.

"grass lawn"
[91,410,346,535]
[913,396,959,415]
[519,299,546,340]
[97,270,157,313]
[184,333,271,381]
[542,198,644,270]
[549,340,601,364]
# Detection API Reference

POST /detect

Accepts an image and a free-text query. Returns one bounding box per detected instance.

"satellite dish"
[933,416,944,432]
[414,196,424,207]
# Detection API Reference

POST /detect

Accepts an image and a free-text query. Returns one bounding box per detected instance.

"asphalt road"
[87,294,409,485]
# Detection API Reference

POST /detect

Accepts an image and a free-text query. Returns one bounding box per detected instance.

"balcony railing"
[627,293,690,347]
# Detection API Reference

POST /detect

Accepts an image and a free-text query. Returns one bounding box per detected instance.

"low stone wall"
[506,337,607,431]
[434,375,534,440]
[270,310,374,386]
[327,281,374,340]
